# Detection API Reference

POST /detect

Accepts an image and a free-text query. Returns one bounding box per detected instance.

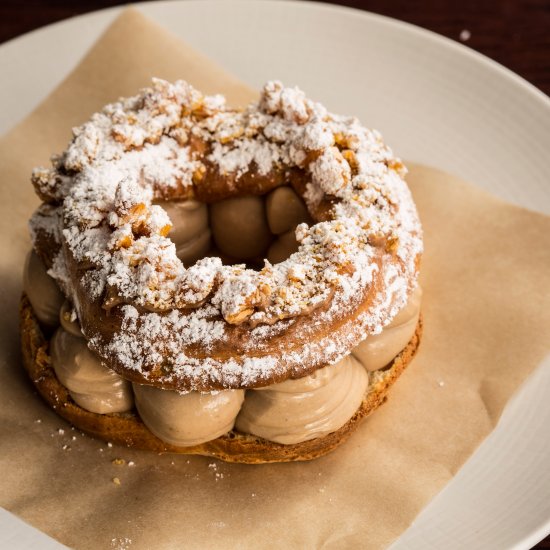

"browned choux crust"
[29,80,423,392]
[20,293,422,463]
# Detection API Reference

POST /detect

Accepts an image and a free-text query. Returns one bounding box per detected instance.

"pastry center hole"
[156,185,312,268]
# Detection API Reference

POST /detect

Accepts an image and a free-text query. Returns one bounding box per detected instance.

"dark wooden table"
[1,1,549,548]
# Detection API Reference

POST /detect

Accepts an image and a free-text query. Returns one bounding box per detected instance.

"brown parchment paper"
[1,9,550,550]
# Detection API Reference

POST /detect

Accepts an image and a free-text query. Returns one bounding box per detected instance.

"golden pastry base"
[20,293,422,463]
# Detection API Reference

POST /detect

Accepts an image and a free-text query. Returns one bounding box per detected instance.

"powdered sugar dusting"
[29,78,422,389]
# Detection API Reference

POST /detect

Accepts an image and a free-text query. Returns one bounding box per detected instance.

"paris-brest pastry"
[21,79,423,463]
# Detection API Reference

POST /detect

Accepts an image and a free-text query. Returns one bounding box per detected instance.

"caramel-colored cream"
[51,328,134,414]
[235,355,368,444]
[352,285,422,371]
[159,199,208,243]
[175,229,211,266]
[23,251,64,328]
[267,229,299,264]
[265,186,310,235]
[157,200,210,264]
[210,195,272,259]
[133,384,245,447]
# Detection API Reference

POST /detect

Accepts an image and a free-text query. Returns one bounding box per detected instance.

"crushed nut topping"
[30,79,422,389]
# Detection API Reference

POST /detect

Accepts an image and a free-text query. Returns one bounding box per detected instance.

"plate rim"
[1,0,548,137]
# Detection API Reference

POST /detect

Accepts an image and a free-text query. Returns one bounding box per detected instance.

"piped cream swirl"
[51,328,134,414]
[235,355,368,444]
[133,384,245,446]
[352,285,421,371]
[156,199,210,265]
[23,251,64,328]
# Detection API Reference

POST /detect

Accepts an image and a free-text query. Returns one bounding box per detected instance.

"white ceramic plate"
[1,2,549,548]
